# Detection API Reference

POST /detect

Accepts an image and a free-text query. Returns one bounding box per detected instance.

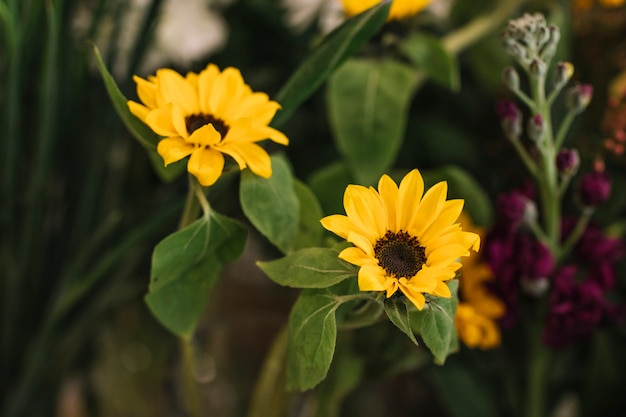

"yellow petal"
[157,68,199,114]
[128,101,150,123]
[188,123,222,147]
[431,281,452,298]
[403,269,437,293]
[134,75,157,109]
[218,141,272,178]
[157,137,193,165]
[377,174,399,232]
[209,67,244,118]
[344,185,386,241]
[346,231,375,256]
[427,243,470,267]
[339,246,377,266]
[420,199,464,245]
[397,279,427,310]
[145,107,178,137]
[198,64,220,114]
[358,264,388,292]
[397,169,424,231]
[171,104,190,139]
[412,181,448,238]
[320,214,354,240]
[187,147,225,186]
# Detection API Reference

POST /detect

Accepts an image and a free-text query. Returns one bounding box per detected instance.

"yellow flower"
[128,64,289,186]
[455,213,505,350]
[320,169,480,310]
[340,0,431,21]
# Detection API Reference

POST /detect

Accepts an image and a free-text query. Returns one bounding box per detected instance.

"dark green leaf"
[145,212,247,339]
[384,297,419,346]
[258,247,357,289]
[287,287,341,391]
[327,58,416,185]
[272,2,391,127]
[293,179,325,250]
[420,280,459,364]
[91,44,160,149]
[240,154,300,254]
[401,32,460,91]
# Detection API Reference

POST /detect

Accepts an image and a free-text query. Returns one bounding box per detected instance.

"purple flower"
[496,190,533,231]
[556,148,580,177]
[578,170,611,207]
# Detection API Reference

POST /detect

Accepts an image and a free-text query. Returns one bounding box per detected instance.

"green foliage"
[307,161,354,216]
[384,296,419,346]
[401,32,460,91]
[293,179,325,250]
[419,280,460,365]
[327,58,417,186]
[240,154,300,254]
[272,1,392,127]
[145,212,247,339]
[258,247,357,288]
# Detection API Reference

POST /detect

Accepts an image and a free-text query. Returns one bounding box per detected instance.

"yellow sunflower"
[320,169,480,310]
[455,213,505,350]
[128,64,289,186]
[341,0,431,22]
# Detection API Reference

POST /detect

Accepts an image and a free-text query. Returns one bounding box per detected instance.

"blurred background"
[2,0,626,416]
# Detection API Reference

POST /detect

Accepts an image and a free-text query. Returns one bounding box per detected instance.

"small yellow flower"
[455,213,505,350]
[340,0,431,21]
[128,64,288,186]
[320,169,480,310]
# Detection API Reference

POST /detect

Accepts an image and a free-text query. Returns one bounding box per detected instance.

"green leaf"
[145,212,247,339]
[240,154,300,254]
[384,297,419,346]
[293,179,325,250]
[307,161,353,216]
[272,2,391,128]
[423,165,493,228]
[400,32,460,91]
[420,280,459,364]
[327,58,416,185]
[287,287,342,391]
[91,44,160,149]
[258,247,357,289]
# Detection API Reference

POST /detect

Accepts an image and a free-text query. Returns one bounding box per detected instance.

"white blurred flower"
[281,0,344,34]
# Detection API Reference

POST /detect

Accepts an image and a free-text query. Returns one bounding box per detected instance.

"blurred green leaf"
[91,44,160,150]
[287,286,342,391]
[420,280,459,364]
[327,58,416,185]
[293,179,325,250]
[258,247,357,289]
[308,161,353,216]
[240,154,300,254]
[145,212,247,339]
[384,297,419,346]
[272,1,391,127]
[401,32,460,91]
[423,165,493,228]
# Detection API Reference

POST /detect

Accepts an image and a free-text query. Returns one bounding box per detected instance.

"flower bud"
[579,170,611,207]
[554,62,574,91]
[566,84,594,114]
[496,100,522,141]
[496,190,536,230]
[556,148,580,178]
[503,66,520,91]
[527,114,545,143]
[529,58,547,78]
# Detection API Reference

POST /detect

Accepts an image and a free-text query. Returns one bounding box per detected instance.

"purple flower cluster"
[543,219,625,347]
[483,190,624,347]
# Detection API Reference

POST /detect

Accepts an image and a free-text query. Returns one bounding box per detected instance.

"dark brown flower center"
[374,230,426,279]
[185,113,229,138]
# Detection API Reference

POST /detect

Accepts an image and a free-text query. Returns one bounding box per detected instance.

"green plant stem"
[558,209,592,262]
[247,325,291,417]
[180,338,202,417]
[554,111,575,149]
[524,326,551,417]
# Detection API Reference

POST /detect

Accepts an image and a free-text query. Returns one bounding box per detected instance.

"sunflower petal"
[218,142,272,178]
[187,147,225,186]
[134,75,157,109]
[358,264,387,292]
[339,246,377,266]
[420,199,464,245]
[398,278,427,310]
[397,169,424,231]
[320,214,354,240]
[157,138,193,165]
[377,174,399,232]
[346,231,375,256]
[157,68,199,114]
[412,181,448,237]
[145,106,178,137]
[128,101,150,123]
[198,64,220,114]
[344,185,386,240]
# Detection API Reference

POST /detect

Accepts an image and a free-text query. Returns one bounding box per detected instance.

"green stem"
[180,338,202,417]
[524,327,551,417]
[178,175,203,229]
[554,111,575,149]
[558,209,592,263]
[247,325,291,417]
